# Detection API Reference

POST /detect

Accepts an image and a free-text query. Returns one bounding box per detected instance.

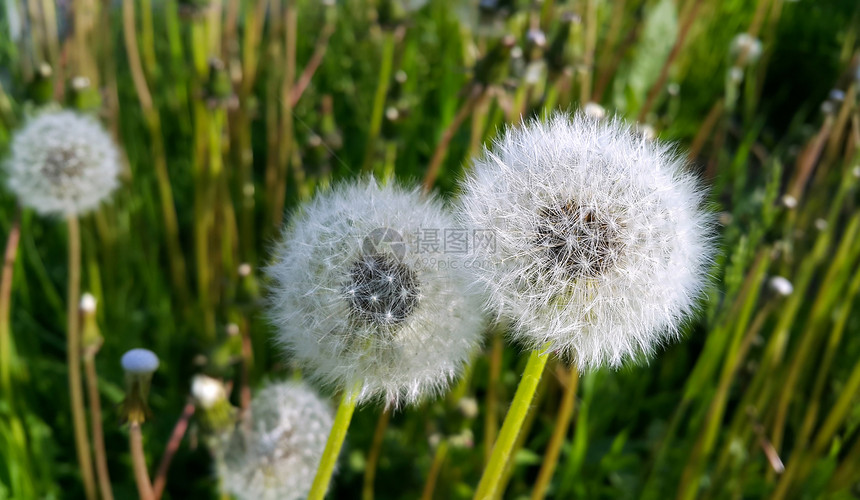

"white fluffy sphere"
[218,382,333,500]
[459,112,713,370]
[266,179,486,407]
[4,111,120,216]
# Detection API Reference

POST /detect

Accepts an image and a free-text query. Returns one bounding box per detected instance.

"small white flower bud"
[814,218,828,231]
[458,397,479,419]
[781,194,797,209]
[583,102,606,120]
[768,276,794,297]
[80,293,97,314]
[191,375,227,410]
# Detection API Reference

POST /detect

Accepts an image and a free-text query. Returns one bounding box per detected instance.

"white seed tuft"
[266,179,486,407]
[191,375,228,410]
[121,348,160,374]
[79,293,97,313]
[768,276,794,297]
[217,382,333,500]
[458,112,714,370]
[4,110,120,216]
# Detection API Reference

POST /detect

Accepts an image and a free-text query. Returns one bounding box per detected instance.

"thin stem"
[422,85,484,192]
[308,382,362,500]
[484,334,503,464]
[579,0,597,103]
[530,366,579,500]
[130,422,155,500]
[474,346,551,500]
[0,209,21,394]
[84,352,113,500]
[362,408,391,500]
[67,216,97,500]
[637,0,705,122]
[153,401,196,500]
[420,440,449,500]
[361,28,399,174]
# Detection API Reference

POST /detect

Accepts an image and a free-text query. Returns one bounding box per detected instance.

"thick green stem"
[474,346,551,500]
[67,216,97,500]
[308,382,362,500]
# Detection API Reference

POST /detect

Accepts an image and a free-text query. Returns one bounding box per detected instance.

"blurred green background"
[1,0,860,498]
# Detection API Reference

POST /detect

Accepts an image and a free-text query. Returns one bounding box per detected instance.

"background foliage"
[1,0,860,498]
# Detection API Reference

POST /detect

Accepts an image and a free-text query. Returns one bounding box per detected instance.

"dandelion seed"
[4,111,120,216]
[217,382,333,500]
[730,33,762,64]
[267,179,485,407]
[768,276,794,297]
[459,112,713,370]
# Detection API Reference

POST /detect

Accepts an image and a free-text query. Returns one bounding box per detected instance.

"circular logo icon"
[362,227,407,262]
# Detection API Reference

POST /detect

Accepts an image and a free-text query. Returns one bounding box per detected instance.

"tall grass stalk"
[530,366,579,500]
[66,216,97,500]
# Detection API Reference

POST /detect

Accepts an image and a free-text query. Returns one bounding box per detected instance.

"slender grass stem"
[362,408,391,500]
[67,216,97,500]
[579,0,596,103]
[83,349,113,500]
[130,422,155,500]
[474,346,551,500]
[361,28,399,174]
[0,209,20,394]
[420,440,449,500]
[530,366,579,500]
[308,381,362,500]
[637,0,705,122]
[422,85,484,192]
[153,401,196,500]
[484,334,503,464]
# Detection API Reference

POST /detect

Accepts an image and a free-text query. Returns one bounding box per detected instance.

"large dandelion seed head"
[459,112,713,370]
[267,179,486,407]
[217,382,333,500]
[4,110,120,216]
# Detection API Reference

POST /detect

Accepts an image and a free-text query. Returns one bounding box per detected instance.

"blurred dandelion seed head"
[459,112,714,370]
[121,348,160,375]
[4,111,120,216]
[217,382,333,500]
[267,179,486,407]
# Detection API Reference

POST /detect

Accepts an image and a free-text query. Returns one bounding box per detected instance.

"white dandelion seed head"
[266,179,486,407]
[768,276,793,297]
[730,33,762,64]
[79,293,97,313]
[4,110,120,216]
[121,348,160,375]
[458,112,714,370]
[218,382,333,500]
[191,375,228,410]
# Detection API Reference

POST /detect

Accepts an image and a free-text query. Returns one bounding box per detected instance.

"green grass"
[1,0,860,498]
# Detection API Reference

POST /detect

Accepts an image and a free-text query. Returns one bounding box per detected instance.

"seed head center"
[347,253,420,327]
[535,201,623,278]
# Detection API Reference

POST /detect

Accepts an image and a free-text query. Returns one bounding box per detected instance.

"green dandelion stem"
[308,381,362,500]
[474,344,551,500]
